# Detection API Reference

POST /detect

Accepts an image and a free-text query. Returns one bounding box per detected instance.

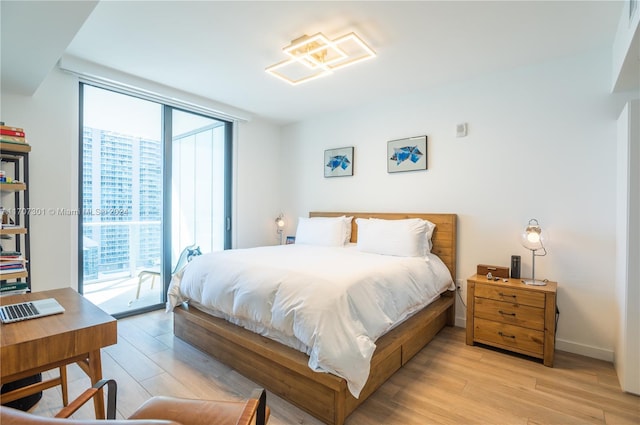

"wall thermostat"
[456,122,468,138]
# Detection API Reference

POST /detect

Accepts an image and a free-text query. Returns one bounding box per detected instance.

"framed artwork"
[285,236,296,244]
[324,146,354,177]
[387,135,427,173]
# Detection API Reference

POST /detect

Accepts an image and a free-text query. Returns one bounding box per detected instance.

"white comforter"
[167,244,454,398]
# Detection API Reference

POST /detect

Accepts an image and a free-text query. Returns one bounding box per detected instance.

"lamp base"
[521,279,547,286]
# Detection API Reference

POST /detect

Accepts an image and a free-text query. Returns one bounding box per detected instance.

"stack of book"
[0,281,29,296]
[0,251,27,274]
[0,123,28,145]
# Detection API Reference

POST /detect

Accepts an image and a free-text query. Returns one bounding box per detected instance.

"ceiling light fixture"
[266,32,376,86]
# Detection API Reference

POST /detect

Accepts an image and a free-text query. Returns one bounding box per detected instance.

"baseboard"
[555,338,614,362]
[454,316,614,363]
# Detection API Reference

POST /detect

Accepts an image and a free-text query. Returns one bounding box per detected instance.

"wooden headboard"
[309,212,457,280]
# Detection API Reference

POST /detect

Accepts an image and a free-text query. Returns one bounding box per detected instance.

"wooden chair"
[1,368,69,410]
[0,379,269,425]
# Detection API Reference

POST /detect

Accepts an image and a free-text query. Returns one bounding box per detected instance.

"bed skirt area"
[173,291,455,425]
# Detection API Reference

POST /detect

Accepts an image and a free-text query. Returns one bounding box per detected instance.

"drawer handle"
[498,292,517,298]
[498,332,516,339]
[498,310,516,316]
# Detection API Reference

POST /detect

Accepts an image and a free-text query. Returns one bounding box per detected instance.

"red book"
[0,128,25,137]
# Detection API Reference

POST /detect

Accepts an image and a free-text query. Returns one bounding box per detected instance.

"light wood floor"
[29,310,639,424]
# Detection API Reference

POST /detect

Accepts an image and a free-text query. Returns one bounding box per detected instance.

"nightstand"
[466,274,558,366]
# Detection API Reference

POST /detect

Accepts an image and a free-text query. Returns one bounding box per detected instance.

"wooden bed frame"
[174,212,457,425]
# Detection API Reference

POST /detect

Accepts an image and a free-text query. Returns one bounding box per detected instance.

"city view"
[82,126,162,282]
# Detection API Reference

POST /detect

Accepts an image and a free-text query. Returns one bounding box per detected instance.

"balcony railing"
[82,220,161,285]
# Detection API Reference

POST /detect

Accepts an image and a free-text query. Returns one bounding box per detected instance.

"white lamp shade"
[521,220,545,251]
[520,218,548,286]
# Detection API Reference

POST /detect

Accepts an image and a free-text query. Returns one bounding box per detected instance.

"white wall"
[0,66,282,292]
[280,48,632,360]
[234,117,283,248]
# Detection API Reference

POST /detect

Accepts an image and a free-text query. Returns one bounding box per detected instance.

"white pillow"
[341,216,354,244]
[295,217,347,247]
[356,218,429,257]
[424,219,436,253]
[296,216,353,245]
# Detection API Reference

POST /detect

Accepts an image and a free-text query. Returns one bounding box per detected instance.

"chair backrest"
[172,245,201,275]
[0,406,178,425]
[0,382,268,425]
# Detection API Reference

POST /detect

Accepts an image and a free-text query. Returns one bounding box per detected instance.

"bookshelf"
[1,140,31,293]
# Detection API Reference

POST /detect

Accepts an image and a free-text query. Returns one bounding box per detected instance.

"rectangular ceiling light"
[266,32,376,86]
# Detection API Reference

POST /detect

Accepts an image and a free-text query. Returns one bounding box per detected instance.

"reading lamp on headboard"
[275,213,285,245]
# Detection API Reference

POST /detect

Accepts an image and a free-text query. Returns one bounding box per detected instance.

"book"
[0,289,29,296]
[0,136,26,144]
[0,257,26,270]
[0,255,26,261]
[0,124,24,133]
[0,265,26,271]
[0,256,25,262]
[0,257,24,263]
[0,267,26,274]
[0,282,29,292]
[0,129,25,137]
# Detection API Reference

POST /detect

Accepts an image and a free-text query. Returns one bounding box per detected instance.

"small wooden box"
[477,264,509,278]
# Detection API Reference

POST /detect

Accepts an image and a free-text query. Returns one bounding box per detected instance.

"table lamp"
[520,218,547,286]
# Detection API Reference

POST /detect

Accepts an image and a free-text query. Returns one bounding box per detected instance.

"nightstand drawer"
[474,297,544,330]
[473,318,544,356]
[475,283,545,308]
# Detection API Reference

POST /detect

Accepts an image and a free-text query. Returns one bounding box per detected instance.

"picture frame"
[285,236,296,244]
[324,146,354,177]
[387,135,427,173]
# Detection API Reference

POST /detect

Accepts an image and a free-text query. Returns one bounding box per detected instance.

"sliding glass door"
[79,84,231,317]
[171,110,231,267]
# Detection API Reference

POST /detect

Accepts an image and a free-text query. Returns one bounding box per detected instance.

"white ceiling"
[1,1,627,125]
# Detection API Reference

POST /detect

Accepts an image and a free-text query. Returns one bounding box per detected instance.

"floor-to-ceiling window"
[79,84,231,317]
[171,110,230,264]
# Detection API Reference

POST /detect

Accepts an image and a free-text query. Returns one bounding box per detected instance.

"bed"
[170,212,457,425]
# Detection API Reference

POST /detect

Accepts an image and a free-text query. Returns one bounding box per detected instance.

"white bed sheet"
[167,244,454,398]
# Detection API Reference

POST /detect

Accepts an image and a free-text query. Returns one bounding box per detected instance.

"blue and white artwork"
[327,155,351,171]
[387,136,427,173]
[324,147,354,177]
[390,146,423,165]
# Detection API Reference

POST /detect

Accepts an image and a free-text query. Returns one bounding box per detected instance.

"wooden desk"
[0,288,117,418]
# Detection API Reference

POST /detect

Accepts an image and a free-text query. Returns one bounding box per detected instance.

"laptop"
[0,298,65,324]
